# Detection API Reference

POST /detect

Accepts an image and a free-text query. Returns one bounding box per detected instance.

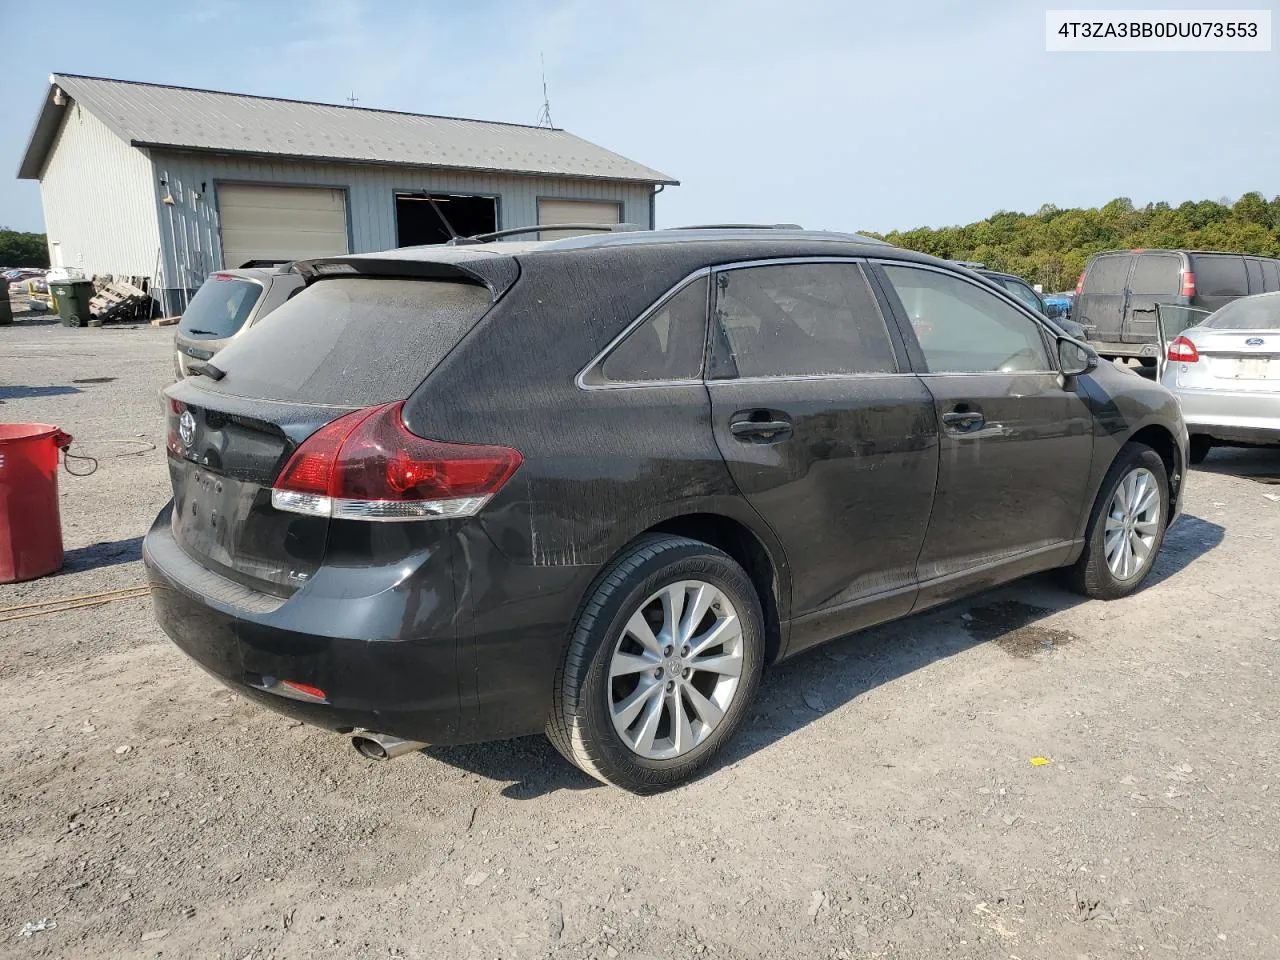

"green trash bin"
[49,280,94,327]
[0,290,12,326]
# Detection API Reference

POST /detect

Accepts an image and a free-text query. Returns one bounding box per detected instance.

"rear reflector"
[280,680,327,701]
[1180,271,1196,298]
[1168,335,1199,363]
[271,401,522,522]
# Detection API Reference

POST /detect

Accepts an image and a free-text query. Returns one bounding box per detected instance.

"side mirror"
[1058,337,1097,377]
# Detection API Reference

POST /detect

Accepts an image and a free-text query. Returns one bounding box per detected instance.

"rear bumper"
[1090,340,1159,360]
[1173,387,1280,446]
[143,505,467,744]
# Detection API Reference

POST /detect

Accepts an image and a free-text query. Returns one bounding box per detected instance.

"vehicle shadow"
[1193,445,1280,483]
[61,536,144,573]
[426,512,1225,797]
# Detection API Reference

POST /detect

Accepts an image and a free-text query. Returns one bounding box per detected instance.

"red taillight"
[1180,270,1196,298]
[1167,335,1199,363]
[271,401,522,522]
[1074,271,1086,296]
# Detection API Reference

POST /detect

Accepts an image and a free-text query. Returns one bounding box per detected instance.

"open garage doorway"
[395,192,497,246]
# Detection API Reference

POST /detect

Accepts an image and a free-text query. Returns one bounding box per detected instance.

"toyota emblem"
[178,410,196,448]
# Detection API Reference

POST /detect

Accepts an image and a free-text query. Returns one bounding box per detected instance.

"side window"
[1263,260,1280,293]
[1129,255,1181,295]
[710,262,898,378]
[1000,278,1045,314]
[881,265,1053,374]
[1082,255,1133,293]
[1245,259,1265,294]
[1193,256,1247,297]
[600,276,708,383]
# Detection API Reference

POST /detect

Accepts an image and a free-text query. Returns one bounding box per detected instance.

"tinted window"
[1082,255,1132,293]
[1264,260,1280,293]
[1129,255,1181,295]
[997,277,1044,314]
[601,276,708,382]
[711,263,897,378]
[178,275,263,339]
[1246,259,1265,294]
[882,265,1052,374]
[201,278,492,404]
[1193,255,1248,297]
[1202,295,1280,330]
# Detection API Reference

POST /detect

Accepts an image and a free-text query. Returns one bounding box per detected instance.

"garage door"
[537,198,623,240]
[217,184,349,269]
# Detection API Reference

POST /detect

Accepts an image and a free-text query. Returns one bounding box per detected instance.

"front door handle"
[729,417,793,443]
[941,408,985,431]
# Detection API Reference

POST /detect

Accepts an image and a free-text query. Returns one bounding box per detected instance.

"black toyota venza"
[145,227,1188,792]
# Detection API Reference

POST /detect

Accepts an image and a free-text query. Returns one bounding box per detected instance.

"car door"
[1077,254,1134,345]
[1124,253,1182,346]
[705,259,939,651]
[874,262,1095,608]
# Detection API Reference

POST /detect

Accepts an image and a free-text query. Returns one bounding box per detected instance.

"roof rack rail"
[952,260,986,269]
[670,223,804,231]
[447,222,643,245]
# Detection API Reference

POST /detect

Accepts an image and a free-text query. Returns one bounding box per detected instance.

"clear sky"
[1,0,1276,235]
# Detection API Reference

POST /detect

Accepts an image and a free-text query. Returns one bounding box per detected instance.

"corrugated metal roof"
[19,74,677,184]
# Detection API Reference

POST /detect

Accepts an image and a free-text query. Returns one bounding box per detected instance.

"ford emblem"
[179,409,196,448]
[1245,337,1265,346]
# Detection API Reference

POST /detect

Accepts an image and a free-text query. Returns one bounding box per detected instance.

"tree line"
[0,228,50,268]
[862,192,1280,293]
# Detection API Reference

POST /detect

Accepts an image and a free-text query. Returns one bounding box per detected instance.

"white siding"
[150,150,655,290]
[38,102,160,277]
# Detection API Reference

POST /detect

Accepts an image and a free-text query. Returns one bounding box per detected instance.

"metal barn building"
[18,73,677,313]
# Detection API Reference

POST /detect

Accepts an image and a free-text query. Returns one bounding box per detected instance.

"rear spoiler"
[293,254,519,299]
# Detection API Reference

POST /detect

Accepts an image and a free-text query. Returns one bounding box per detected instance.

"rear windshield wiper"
[189,362,226,381]
[183,328,222,336]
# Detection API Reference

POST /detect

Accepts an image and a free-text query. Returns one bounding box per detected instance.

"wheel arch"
[645,512,788,665]
[1126,422,1182,526]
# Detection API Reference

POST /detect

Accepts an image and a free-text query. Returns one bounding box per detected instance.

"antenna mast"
[536,54,554,128]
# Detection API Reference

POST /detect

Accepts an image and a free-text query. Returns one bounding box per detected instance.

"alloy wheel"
[1104,467,1161,581]
[607,580,744,760]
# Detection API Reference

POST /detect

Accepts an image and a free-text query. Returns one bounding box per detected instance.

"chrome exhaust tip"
[351,731,426,760]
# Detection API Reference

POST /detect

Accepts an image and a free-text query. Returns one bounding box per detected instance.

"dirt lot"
[2,319,1279,960]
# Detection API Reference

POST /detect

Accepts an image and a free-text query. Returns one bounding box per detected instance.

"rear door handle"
[941,409,985,431]
[729,417,793,443]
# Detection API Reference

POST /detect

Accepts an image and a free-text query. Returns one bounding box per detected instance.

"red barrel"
[0,424,72,583]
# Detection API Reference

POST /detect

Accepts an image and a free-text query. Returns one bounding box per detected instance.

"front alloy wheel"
[1102,467,1161,581]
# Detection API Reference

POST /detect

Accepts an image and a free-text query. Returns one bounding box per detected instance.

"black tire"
[1066,443,1169,600]
[546,534,765,793]
[1188,435,1212,465]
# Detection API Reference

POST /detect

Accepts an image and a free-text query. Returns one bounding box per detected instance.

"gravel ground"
[2,319,1279,960]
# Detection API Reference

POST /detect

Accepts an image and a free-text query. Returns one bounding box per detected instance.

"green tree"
[0,229,50,268]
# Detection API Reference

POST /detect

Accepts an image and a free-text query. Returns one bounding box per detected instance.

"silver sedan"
[1157,294,1280,464]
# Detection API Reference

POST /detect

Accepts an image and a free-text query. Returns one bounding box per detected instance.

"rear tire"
[1188,435,1212,465]
[547,535,764,793]
[1066,443,1169,600]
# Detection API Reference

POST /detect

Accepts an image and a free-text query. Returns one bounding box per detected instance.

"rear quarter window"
[198,278,493,405]
[1082,256,1132,293]
[1192,255,1248,297]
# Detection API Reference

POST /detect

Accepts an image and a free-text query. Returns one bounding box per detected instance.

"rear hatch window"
[178,274,264,339]
[195,277,494,405]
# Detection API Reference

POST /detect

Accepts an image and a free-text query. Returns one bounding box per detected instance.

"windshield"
[178,275,263,339]
[1202,295,1280,330]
